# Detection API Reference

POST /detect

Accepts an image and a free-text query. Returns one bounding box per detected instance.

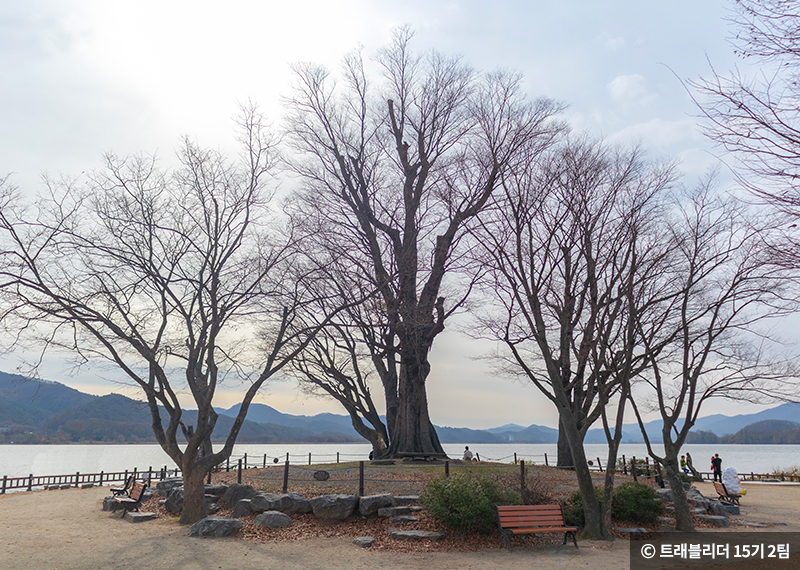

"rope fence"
[5,449,797,495]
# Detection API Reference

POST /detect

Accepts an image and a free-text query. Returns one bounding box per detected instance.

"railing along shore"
[3,449,798,495]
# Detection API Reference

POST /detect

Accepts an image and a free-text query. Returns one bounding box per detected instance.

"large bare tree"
[0,109,344,524]
[628,180,798,531]
[284,27,564,457]
[472,136,675,539]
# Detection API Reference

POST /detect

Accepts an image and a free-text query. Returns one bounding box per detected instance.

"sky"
[1,0,788,430]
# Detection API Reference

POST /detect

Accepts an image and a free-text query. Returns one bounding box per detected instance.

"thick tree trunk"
[386,352,445,457]
[179,461,208,525]
[557,418,574,467]
[663,453,695,532]
[560,414,611,540]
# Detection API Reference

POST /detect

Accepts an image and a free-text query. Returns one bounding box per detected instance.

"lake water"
[2,442,800,480]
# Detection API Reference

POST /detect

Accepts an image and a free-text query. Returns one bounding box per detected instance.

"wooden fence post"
[99,471,104,486]
[444,461,449,478]
[282,461,289,493]
[520,460,526,498]
[75,471,80,488]
[28,474,33,491]
[597,457,602,472]
[514,453,517,464]
[286,452,289,463]
[308,453,312,465]
[622,455,627,475]
[207,470,212,485]
[645,457,651,477]
[1,475,6,494]
[337,452,340,464]
[544,453,548,467]
[263,454,267,468]
[244,454,248,469]
[632,457,638,483]
[237,459,242,484]
[359,461,365,496]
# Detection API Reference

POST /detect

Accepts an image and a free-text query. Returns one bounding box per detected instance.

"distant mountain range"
[2,370,800,445]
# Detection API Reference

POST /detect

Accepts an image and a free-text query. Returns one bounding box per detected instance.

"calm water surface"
[2,442,799,479]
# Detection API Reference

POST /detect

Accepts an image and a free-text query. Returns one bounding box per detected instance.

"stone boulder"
[310,494,358,521]
[156,477,183,496]
[204,484,228,497]
[358,494,395,517]
[353,537,375,548]
[188,516,243,538]
[164,487,185,513]
[220,483,258,507]
[254,511,292,528]
[251,492,312,515]
[102,496,117,511]
[232,499,253,518]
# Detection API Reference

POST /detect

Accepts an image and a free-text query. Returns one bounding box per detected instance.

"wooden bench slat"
[510,526,579,534]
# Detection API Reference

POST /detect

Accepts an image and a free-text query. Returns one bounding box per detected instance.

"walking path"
[0,481,797,569]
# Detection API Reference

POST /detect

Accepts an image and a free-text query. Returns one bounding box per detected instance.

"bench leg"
[564,531,578,548]
[500,531,513,552]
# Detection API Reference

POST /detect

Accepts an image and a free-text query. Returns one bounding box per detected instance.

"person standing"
[712,453,723,482]
[463,446,473,461]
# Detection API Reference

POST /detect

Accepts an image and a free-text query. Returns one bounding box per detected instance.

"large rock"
[188,516,243,537]
[654,488,673,503]
[707,500,731,518]
[232,499,253,518]
[251,492,312,515]
[102,496,117,511]
[204,484,228,497]
[220,483,258,507]
[156,477,183,496]
[254,511,292,528]
[353,537,375,548]
[358,494,396,517]
[310,494,359,521]
[696,514,730,528]
[164,487,184,512]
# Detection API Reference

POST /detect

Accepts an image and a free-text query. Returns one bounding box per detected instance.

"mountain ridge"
[2,371,798,444]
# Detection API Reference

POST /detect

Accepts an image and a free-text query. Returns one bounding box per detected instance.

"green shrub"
[611,482,665,524]
[420,472,520,534]
[563,485,603,528]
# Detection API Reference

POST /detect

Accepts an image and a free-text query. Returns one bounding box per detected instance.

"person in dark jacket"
[712,453,723,482]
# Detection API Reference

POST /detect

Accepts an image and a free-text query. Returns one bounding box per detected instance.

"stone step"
[125,512,156,523]
[390,530,445,541]
[378,506,423,517]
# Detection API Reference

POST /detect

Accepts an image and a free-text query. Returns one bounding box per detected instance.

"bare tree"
[0,109,345,524]
[473,136,675,539]
[288,275,391,455]
[692,2,800,220]
[628,179,798,531]
[284,27,564,457]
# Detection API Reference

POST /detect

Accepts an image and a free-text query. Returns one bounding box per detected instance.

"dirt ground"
[0,478,797,569]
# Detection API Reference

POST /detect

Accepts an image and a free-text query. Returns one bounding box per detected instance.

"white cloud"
[607,74,656,106]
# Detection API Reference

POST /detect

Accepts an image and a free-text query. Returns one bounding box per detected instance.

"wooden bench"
[713,481,741,505]
[113,481,148,517]
[496,504,578,552]
[110,475,133,497]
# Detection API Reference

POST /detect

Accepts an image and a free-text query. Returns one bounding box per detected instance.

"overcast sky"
[1,0,785,429]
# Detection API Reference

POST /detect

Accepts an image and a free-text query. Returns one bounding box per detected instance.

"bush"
[420,473,520,534]
[611,482,665,524]
[492,472,556,505]
[563,485,603,528]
